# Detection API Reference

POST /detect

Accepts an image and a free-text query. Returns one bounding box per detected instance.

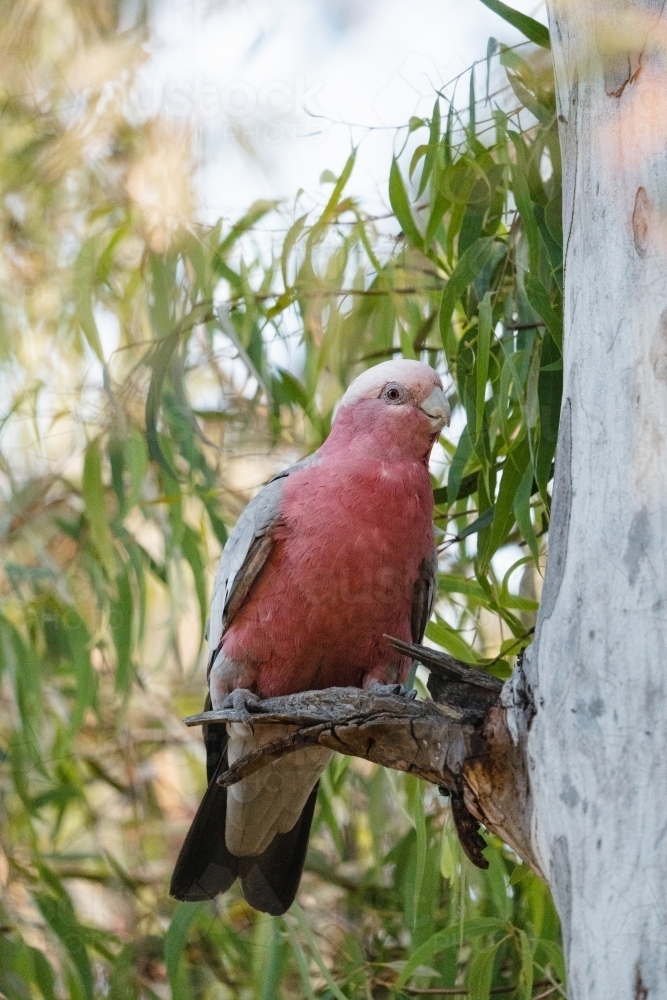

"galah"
[170,359,449,914]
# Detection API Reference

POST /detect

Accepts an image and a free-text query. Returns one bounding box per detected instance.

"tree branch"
[184,640,540,875]
[370,977,558,997]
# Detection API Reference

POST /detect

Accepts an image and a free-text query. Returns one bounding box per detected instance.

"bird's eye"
[381,382,407,404]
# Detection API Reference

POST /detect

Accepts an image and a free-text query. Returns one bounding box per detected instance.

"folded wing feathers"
[207,454,319,659]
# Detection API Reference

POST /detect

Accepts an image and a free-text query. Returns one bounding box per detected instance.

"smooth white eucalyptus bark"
[511,2,667,996]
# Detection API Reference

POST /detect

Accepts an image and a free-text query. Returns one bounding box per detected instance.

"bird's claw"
[221,688,261,729]
[367,681,418,700]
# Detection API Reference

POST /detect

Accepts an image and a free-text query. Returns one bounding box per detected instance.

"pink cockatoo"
[171,359,449,914]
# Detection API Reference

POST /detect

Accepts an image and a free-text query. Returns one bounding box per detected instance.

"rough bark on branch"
[184,640,540,874]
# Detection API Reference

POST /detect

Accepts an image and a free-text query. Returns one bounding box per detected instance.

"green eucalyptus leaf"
[35,892,94,1000]
[217,199,279,256]
[467,944,497,1000]
[281,213,308,286]
[447,424,474,505]
[124,429,149,509]
[165,903,204,1000]
[526,275,562,351]
[417,98,441,197]
[406,775,427,930]
[537,939,566,983]
[518,929,534,1000]
[481,437,531,568]
[66,609,96,729]
[426,618,483,664]
[181,525,207,639]
[509,135,540,273]
[292,904,348,1000]
[476,292,492,435]
[308,149,356,246]
[111,567,134,694]
[144,331,181,475]
[389,158,423,250]
[396,918,504,988]
[459,506,495,541]
[514,462,540,563]
[82,439,115,579]
[439,237,496,359]
[509,863,531,886]
[477,0,550,48]
[536,330,563,504]
[31,947,57,1000]
[74,237,104,363]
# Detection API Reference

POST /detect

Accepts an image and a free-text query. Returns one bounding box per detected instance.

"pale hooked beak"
[419,385,450,433]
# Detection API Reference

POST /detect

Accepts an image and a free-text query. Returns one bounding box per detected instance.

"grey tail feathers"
[170,697,318,915]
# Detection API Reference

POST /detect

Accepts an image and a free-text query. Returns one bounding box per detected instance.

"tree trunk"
[185,9,667,990]
[511,3,667,995]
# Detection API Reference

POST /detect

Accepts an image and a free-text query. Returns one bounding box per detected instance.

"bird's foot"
[221,688,262,729]
[366,680,418,700]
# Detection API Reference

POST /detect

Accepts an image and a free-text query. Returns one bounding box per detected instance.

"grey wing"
[206,454,318,672]
[410,546,438,644]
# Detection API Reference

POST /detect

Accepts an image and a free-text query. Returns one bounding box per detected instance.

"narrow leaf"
[292,904,348,1000]
[509,863,530,885]
[308,150,356,245]
[481,437,530,567]
[407,776,427,930]
[514,458,540,563]
[31,947,57,1000]
[145,331,181,475]
[440,823,458,882]
[509,134,540,273]
[468,67,476,146]
[477,0,550,48]
[74,237,104,363]
[281,213,308,286]
[439,237,496,358]
[396,918,504,988]
[217,199,279,256]
[417,98,441,197]
[426,619,483,664]
[181,526,207,639]
[165,902,203,998]
[486,38,498,102]
[476,292,492,435]
[35,893,94,1000]
[82,439,115,578]
[447,424,474,505]
[284,919,316,1000]
[389,158,423,250]
[124,429,149,509]
[67,609,96,729]
[518,929,534,1000]
[468,945,497,1000]
[111,568,134,694]
[536,330,563,504]
[458,505,495,541]
[526,276,562,351]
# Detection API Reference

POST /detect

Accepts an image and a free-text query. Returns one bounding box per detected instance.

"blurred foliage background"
[0,1,566,997]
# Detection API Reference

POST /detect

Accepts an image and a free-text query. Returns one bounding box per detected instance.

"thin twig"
[250,286,443,301]
[371,976,555,996]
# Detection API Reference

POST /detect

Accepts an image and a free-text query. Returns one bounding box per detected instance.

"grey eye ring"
[381,381,407,404]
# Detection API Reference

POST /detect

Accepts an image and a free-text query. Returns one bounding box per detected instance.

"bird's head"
[328,360,450,462]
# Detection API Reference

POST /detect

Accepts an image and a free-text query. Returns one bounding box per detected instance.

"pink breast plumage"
[220,448,434,698]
